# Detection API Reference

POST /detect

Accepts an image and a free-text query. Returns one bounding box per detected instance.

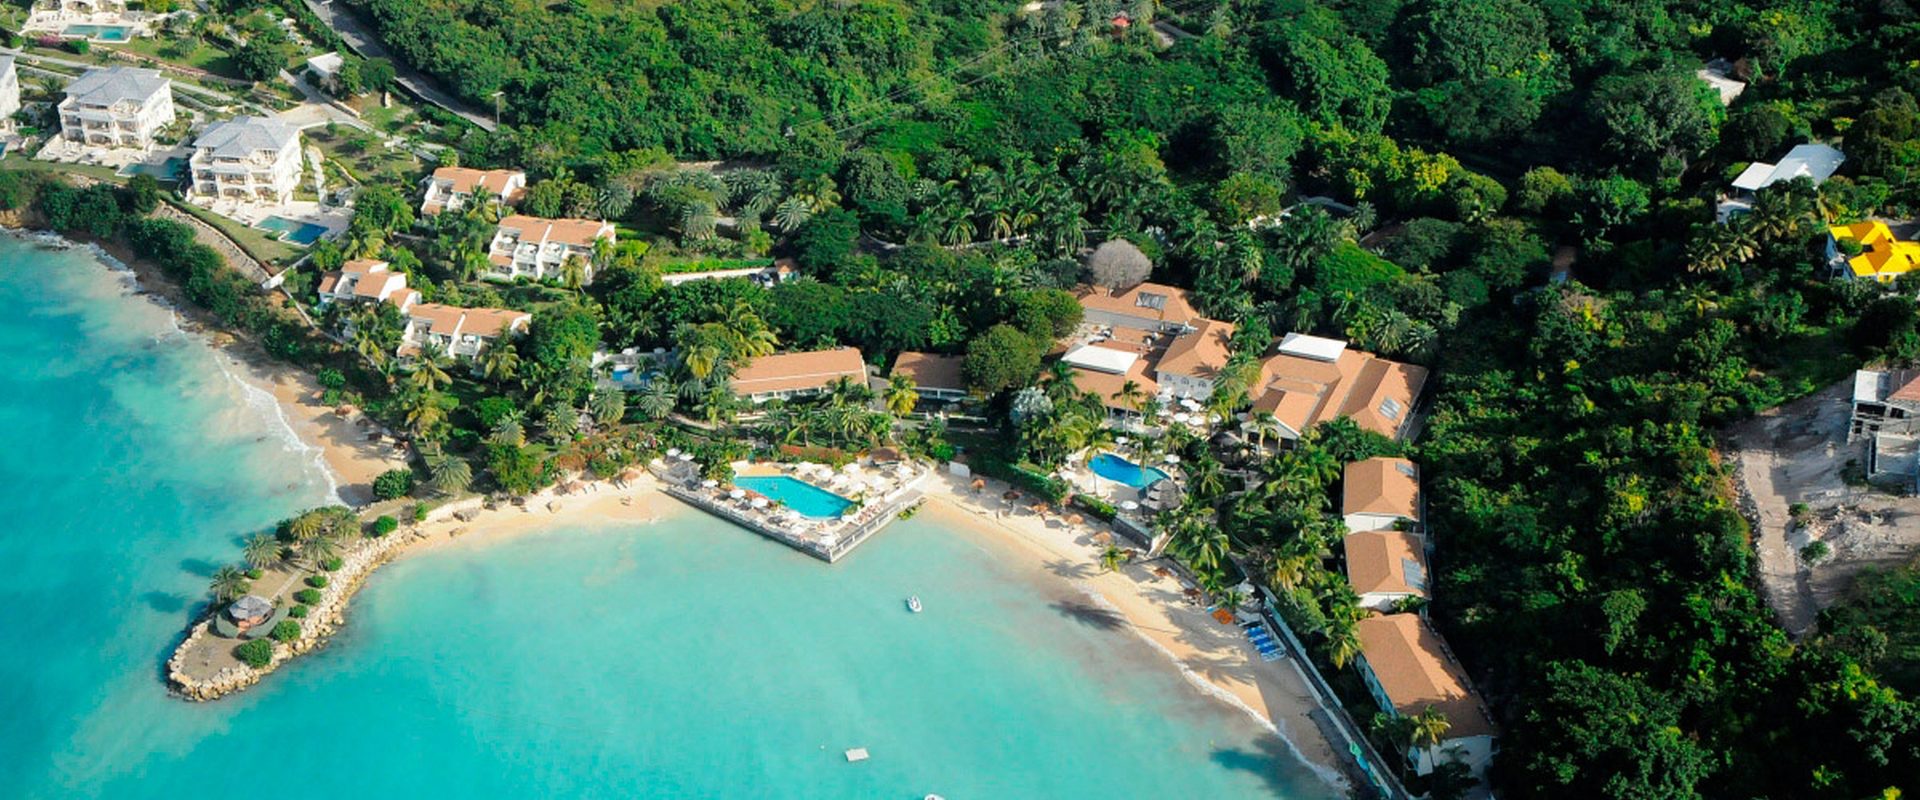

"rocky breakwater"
[167,497,486,701]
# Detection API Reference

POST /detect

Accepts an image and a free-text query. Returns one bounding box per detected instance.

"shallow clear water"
[1089,452,1171,489]
[0,237,1338,799]
[735,474,855,518]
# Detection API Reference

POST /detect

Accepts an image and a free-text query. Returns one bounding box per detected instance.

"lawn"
[116,36,242,80]
[306,125,423,186]
[165,199,300,265]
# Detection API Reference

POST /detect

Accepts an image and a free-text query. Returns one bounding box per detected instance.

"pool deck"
[659,461,927,563]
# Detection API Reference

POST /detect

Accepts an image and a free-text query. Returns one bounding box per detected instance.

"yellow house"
[1831,221,1920,282]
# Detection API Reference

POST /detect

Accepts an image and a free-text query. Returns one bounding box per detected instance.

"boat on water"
[907,595,923,613]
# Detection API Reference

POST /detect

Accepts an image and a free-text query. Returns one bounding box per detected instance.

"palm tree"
[793,174,841,213]
[482,345,520,386]
[883,374,919,418]
[242,533,281,571]
[489,414,526,447]
[637,380,676,420]
[409,346,454,394]
[300,533,340,568]
[209,565,250,601]
[1244,411,1281,450]
[588,388,627,427]
[772,195,813,230]
[561,253,590,290]
[1410,706,1452,754]
[427,454,473,496]
[1099,544,1130,574]
[288,511,328,544]
[1324,618,1361,669]
[1111,379,1147,414]
[403,391,447,439]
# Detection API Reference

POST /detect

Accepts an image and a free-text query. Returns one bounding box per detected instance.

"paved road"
[299,0,497,131]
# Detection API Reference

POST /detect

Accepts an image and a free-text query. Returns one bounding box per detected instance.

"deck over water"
[662,480,923,562]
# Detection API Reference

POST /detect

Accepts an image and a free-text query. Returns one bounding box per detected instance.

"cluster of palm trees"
[1687,178,1830,275]
[753,375,917,450]
[647,299,781,425]
[211,507,364,602]
[909,158,1089,255]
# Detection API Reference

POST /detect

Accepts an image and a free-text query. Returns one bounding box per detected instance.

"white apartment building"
[399,303,531,359]
[317,259,417,311]
[419,166,527,216]
[59,67,174,150]
[0,57,20,128]
[487,214,614,284]
[189,116,303,206]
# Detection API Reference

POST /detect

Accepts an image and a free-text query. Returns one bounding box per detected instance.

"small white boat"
[926,795,946,800]
[907,595,923,613]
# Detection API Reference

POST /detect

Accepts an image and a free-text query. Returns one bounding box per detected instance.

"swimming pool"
[63,24,132,41]
[257,216,328,246]
[1088,452,1171,489]
[734,475,855,519]
[118,156,186,182]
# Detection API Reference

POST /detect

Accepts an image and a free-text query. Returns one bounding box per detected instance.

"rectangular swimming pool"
[256,216,328,246]
[63,24,132,41]
[734,475,855,519]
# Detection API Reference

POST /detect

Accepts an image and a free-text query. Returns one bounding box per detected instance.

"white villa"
[420,166,527,216]
[305,52,345,94]
[317,259,416,311]
[1354,614,1498,781]
[1718,143,1845,222]
[188,116,303,206]
[487,214,613,284]
[24,0,162,39]
[399,303,530,359]
[0,57,20,129]
[59,67,174,150]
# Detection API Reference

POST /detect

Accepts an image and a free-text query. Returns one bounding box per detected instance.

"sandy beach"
[913,474,1349,787]
[214,345,412,506]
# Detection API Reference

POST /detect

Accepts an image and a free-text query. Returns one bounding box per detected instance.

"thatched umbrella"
[1031,502,1051,517]
[1064,513,1084,528]
[970,478,987,493]
[1003,490,1021,501]
[1092,531,1112,545]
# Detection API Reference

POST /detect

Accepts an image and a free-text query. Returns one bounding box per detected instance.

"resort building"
[659,259,799,288]
[1062,339,1161,413]
[58,67,174,150]
[1718,143,1845,222]
[1074,282,1200,332]
[1851,369,1920,442]
[1828,221,1920,283]
[420,166,527,216]
[1696,59,1746,106]
[187,116,303,206]
[1249,334,1428,443]
[889,351,969,402]
[1353,614,1498,779]
[1343,457,1421,533]
[398,303,530,359]
[0,57,19,129]
[730,347,868,404]
[487,214,614,284]
[1155,317,1237,400]
[317,259,416,311]
[305,52,345,94]
[1345,530,1429,611]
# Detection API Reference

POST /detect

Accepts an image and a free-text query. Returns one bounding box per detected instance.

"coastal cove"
[0,235,1341,798]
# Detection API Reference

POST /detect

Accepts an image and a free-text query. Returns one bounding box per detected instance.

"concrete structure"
[188,116,303,206]
[1353,614,1498,780]
[305,52,346,93]
[889,351,968,402]
[487,214,613,284]
[1343,457,1420,533]
[58,67,174,150]
[1696,59,1746,106]
[420,166,526,216]
[1851,369,1920,442]
[317,259,416,311]
[659,259,799,288]
[1344,530,1429,611]
[730,347,867,403]
[1250,334,1427,442]
[1718,143,1845,222]
[0,57,19,129]
[399,303,529,359]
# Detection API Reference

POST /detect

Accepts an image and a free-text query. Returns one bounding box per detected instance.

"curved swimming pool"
[1088,452,1170,489]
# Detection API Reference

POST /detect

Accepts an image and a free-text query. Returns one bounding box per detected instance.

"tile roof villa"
[420,166,527,215]
[487,214,614,285]
[317,258,418,311]
[730,347,868,403]
[1074,281,1200,331]
[1344,530,1429,611]
[1342,456,1420,533]
[1250,333,1427,442]
[889,351,968,402]
[399,303,530,359]
[1354,614,1498,778]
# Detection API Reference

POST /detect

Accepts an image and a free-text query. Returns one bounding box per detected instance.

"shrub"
[234,639,274,668]
[322,556,343,572]
[371,515,399,536]
[1801,541,1831,564]
[294,588,323,605]
[411,504,429,523]
[372,468,415,500]
[306,575,329,589]
[270,620,301,643]
[1072,493,1118,520]
[245,568,263,580]
[288,604,309,618]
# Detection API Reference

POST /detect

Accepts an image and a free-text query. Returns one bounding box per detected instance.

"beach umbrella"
[678,453,694,461]
[701,479,719,488]
[1093,532,1112,545]
[229,595,272,621]
[729,488,746,499]
[751,497,769,509]
[1120,500,1140,511]
[1116,435,1130,445]
[666,447,681,457]
[1065,513,1085,527]
[1172,412,1190,423]
[1162,454,1181,464]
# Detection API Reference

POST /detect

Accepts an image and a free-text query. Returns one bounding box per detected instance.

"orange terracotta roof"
[340,258,387,275]
[459,307,530,338]
[1344,457,1419,520]
[351,272,403,299]
[316,273,339,295]
[497,215,614,248]
[731,347,867,396]
[1070,357,1159,410]
[1253,340,1425,439]
[1345,530,1428,597]
[430,166,524,199]
[1075,282,1198,327]
[1355,615,1496,738]
[1158,318,1237,380]
[407,303,467,336]
[891,351,966,392]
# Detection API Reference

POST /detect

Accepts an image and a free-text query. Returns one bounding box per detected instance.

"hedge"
[1072,493,1118,520]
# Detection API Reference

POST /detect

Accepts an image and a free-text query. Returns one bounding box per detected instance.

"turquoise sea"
[0,237,1339,799]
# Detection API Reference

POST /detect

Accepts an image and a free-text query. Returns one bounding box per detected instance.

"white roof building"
[1719,143,1845,223]
[0,56,19,126]
[1275,332,1348,362]
[188,116,304,206]
[1060,344,1142,375]
[58,67,175,150]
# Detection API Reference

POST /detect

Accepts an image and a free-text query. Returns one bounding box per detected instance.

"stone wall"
[153,203,275,286]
